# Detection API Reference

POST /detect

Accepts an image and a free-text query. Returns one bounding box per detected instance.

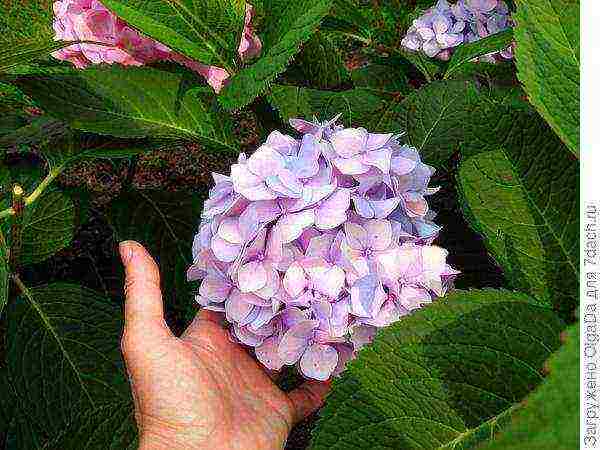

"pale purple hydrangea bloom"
[51,0,262,92]
[401,0,513,62]
[187,116,459,380]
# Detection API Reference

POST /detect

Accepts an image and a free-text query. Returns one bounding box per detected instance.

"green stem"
[0,165,64,220]
[341,32,372,46]
[0,227,9,266]
[9,185,25,271]
[11,273,27,296]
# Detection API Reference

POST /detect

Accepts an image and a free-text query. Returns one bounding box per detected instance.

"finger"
[287,380,331,425]
[180,309,225,340]
[120,240,172,345]
[196,309,224,325]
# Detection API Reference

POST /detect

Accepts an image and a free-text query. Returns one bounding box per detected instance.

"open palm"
[119,241,330,450]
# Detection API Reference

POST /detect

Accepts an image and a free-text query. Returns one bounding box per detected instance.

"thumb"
[287,380,331,426]
[120,241,172,346]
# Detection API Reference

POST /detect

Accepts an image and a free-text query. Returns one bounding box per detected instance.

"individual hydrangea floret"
[401,0,513,61]
[187,116,459,380]
[51,0,261,92]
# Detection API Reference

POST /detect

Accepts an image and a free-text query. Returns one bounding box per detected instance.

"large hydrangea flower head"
[401,0,513,61]
[187,116,459,380]
[51,0,261,92]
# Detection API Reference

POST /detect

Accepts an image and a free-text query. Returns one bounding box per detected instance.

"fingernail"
[119,241,135,265]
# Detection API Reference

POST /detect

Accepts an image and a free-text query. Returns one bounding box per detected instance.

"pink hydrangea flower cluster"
[187,116,459,380]
[51,0,261,92]
[401,0,513,62]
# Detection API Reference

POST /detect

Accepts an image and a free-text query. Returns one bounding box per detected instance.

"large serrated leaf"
[12,66,240,153]
[1,367,46,450]
[0,40,74,73]
[108,190,202,327]
[0,162,76,266]
[268,85,390,128]
[46,402,138,450]
[350,58,412,95]
[18,190,76,265]
[0,1,53,43]
[0,1,76,71]
[102,0,246,70]
[309,289,564,450]
[372,80,481,166]
[218,0,334,110]
[514,0,579,156]
[479,324,579,450]
[288,32,350,89]
[444,29,514,79]
[458,112,579,317]
[6,283,131,436]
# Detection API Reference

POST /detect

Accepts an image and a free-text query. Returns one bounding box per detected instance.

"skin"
[119,240,331,450]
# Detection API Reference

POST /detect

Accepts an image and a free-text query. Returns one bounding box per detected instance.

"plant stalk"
[9,184,25,271]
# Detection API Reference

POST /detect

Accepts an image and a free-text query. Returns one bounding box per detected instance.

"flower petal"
[299,343,338,380]
[247,144,286,179]
[366,133,393,150]
[218,217,243,244]
[350,274,386,317]
[365,219,393,251]
[283,262,308,298]
[232,324,265,347]
[199,275,231,301]
[211,235,242,262]
[332,156,370,175]
[363,148,392,173]
[344,222,368,250]
[255,336,284,370]
[238,261,268,292]
[370,197,401,218]
[225,292,255,323]
[330,128,368,158]
[276,209,316,243]
[278,319,318,364]
[315,189,350,230]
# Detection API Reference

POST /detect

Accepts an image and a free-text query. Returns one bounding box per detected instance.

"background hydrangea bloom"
[188,116,459,380]
[401,0,513,61]
[51,0,261,92]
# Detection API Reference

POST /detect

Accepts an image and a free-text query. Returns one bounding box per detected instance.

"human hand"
[119,241,331,450]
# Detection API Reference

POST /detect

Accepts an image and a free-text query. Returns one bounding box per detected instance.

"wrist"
[138,431,207,450]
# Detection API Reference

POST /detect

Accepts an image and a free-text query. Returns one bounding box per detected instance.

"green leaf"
[6,283,131,436]
[288,32,350,89]
[321,0,372,42]
[268,85,391,128]
[101,0,246,71]
[46,403,138,450]
[309,289,564,450]
[1,367,46,450]
[0,162,76,266]
[13,66,239,153]
[18,190,76,265]
[399,49,445,82]
[218,0,334,110]
[0,1,53,43]
[457,111,579,316]
[0,40,75,73]
[350,59,412,95]
[0,244,8,318]
[108,190,202,326]
[514,0,579,156]
[0,2,79,71]
[0,367,17,439]
[372,80,479,166]
[445,29,514,79]
[0,116,70,152]
[479,324,579,450]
